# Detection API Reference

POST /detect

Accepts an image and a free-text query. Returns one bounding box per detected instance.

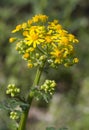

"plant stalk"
[18,65,44,130]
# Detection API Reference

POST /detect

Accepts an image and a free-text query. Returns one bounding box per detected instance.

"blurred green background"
[0,0,89,130]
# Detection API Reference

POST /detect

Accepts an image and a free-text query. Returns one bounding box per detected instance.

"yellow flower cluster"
[10,14,79,68]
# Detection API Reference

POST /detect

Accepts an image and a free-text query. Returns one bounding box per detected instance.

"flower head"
[10,14,79,68]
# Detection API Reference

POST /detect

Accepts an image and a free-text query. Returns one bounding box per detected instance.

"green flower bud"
[30,91,35,97]
[40,80,56,95]
[36,53,40,58]
[11,93,15,97]
[39,55,46,61]
[33,63,38,67]
[6,84,20,97]
[10,111,19,120]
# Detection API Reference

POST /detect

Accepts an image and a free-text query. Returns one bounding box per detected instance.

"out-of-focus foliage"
[0,0,89,130]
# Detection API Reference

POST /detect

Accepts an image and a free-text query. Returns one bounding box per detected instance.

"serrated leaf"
[0,98,29,112]
[42,94,49,103]
[0,102,10,111]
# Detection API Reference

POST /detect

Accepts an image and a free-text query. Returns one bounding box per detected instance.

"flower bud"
[6,84,20,97]
[10,111,19,120]
[40,80,56,95]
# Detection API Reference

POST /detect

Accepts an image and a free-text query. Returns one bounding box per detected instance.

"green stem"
[37,46,47,55]
[18,65,44,130]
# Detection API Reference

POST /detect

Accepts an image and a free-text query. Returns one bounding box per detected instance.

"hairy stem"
[18,65,44,130]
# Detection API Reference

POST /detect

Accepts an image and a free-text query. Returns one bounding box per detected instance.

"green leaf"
[42,94,49,103]
[0,101,10,111]
[0,98,29,112]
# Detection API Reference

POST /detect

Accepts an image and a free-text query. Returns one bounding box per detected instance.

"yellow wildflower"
[53,20,59,24]
[9,37,16,43]
[68,45,74,52]
[63,48,69,58]
[27,63,33,68]
[50,47,62,63]
[64,63,70,67]
[58,30,68,36]
[73,58,79,63]
[23,31,28,36]
[60,37,69,45]
[25,26,45,48]
[26,47,34,52]
[25,32,41,48]
[51,48,61,58]
[29,25,45,34]
[45,36,52,43]
[23,53,30,59]
[68,34,79,43]
[56,24,62,30]
[27,19,33,25]
[32,14,48,23]
[73,39,79,43]
[48,20,62,31]
[21,22,27,29]
[12,24,22,33]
